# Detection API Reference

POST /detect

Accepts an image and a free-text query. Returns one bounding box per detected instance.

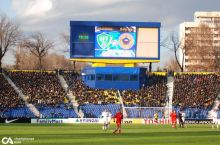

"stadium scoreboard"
[70,21,161,63]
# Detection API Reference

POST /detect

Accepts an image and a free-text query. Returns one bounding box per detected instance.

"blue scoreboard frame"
[70,21,161,61]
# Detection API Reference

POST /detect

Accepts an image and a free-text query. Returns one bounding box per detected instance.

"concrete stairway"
[164,76,174,119]
[2,73,40,117]
[208,94,220,119]
[58,74,83,118]
[117,90,128,118]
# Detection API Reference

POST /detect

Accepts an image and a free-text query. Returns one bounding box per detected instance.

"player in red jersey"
[113,110,123,134]
[170,110,177,128]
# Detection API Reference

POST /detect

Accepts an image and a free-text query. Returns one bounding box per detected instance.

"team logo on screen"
[119,33,134,49]
[97,33,112,49]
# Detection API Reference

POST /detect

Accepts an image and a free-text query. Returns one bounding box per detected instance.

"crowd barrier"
[8,70,56,73]
[174,72,219,76]
[30,118,220,124]
[31,118,169,124]
[0,118,218,124]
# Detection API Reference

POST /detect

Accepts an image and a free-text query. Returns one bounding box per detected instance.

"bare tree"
[0,14,20,70]
[165,57,180,72]
[15,47,79,70]
[60,32,70,50]
[22,32,53,70]
[164,31,194,72]
[166,23,220,72]
[164,32,184,72]
[14,46,39,70]
[60,32,76,70]
[16,35,82,70]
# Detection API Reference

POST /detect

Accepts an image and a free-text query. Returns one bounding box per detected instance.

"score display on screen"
[70,21,161,60]
[95,26,136,58]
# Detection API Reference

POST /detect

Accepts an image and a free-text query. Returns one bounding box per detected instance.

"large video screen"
[95,26,136,58]
[70,21,161,60]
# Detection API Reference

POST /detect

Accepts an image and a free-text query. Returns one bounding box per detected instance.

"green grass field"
[0,124,219,145]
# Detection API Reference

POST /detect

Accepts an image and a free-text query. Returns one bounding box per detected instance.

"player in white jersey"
[181,111,186,128]
[101,109,111,131]
[107,110,112,129]
[211,109,219,129]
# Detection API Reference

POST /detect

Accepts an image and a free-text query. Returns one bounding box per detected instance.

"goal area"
[124,107,170,119]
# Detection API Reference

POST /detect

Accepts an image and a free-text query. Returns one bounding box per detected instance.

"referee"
[178,111,184,128]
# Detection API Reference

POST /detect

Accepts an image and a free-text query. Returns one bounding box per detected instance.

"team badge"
[119,33,134,49]
[97,33,112,49]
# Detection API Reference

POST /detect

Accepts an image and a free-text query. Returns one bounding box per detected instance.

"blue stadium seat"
[1,106,78,118]
[81,104,120,118]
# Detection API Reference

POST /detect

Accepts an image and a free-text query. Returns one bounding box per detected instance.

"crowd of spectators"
[173,74,220,109]
[63,72,167,107]
[64,72,219,110]
[62,71,79,87]
[1,70,220,119]
[0,74,24,115]
[121,74,167,107]
[63,72,120,105]
[8,71,66,107]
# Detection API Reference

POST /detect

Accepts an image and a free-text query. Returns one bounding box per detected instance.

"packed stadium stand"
[62,71,120,117]
[120,74,167,118]
[121,74,167,107]
[0,74,34,118]
[0,74,24,108]
[8,71,66,106]
[1,71,220,119]
[173,73,220,119]
[62,72,167,118]
[4,71,78,118]
[63,72,120,105]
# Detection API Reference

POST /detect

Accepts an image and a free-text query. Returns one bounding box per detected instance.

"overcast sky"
[0,0,220,69]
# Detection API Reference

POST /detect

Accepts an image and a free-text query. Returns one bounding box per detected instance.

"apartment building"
[179,12,220,71]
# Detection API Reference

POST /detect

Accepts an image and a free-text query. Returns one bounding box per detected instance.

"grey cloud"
[4,0,220,68]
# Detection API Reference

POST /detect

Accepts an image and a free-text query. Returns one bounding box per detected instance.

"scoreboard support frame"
[70,58,160,67]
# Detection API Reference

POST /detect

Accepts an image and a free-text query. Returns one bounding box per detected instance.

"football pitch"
[0,124,219,145]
